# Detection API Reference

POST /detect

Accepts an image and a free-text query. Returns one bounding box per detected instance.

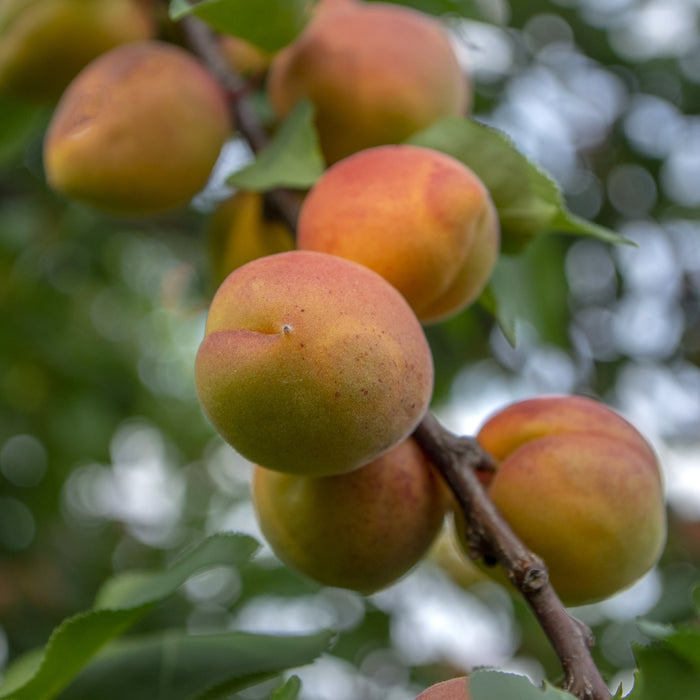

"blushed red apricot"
[458,395,666,606]
[267,0,469,164]
[43,41,230,214]
[297,145,499,323]
[252,437,447,593]
[195,250,434,476]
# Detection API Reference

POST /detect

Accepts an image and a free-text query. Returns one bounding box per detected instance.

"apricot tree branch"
[180,12,611,700]
[412,413,611,700]
[180,13,300,231]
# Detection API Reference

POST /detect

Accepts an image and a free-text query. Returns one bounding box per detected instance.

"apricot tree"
[0,2,698,700]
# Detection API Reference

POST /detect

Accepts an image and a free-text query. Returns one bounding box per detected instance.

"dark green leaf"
[470,670,577,699]
[169,0,310,53]
[228,100,325,190]
[0,96,46,166]
[270,675,302,700]
[365,0,482,18]
[0,534,259,700]
[52,631,332,700]
[407,117,627,253]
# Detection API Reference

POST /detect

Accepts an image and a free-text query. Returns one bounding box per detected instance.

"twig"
[178,12,612,700]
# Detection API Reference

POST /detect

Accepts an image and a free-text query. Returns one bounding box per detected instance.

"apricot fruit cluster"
[457,395,667,606]
[195,250,445,592]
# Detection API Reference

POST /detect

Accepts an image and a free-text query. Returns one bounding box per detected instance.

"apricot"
[195,250,434,476]
[459,395,666,606]
[416,677,470,700]
[219,35,271,78]
[297,145,500,323]
[207,191,294,289]
[0,0,154,102]
[427,516,487,589]
[252,437,447,593]
[267,0,469,163]
[43,40,231,215]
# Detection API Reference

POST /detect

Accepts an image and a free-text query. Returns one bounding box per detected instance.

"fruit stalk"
[413,412,611,700]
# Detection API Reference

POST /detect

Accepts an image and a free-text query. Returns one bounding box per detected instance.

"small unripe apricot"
[267,0,469,163]
[459,395,666,606]
[195,250,434,476]
[253,438,447,593]
[207,191,294,289]
[43,41,231,215]
[219,35,272,78]
[298,145,500,323]
[0,0,154,102]
[416,677,470,700]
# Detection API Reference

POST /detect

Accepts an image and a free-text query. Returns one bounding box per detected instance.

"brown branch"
[177,11,611,700]
[413,413,611,700]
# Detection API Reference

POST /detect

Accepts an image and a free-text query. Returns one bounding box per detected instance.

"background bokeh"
[1,0,699,698]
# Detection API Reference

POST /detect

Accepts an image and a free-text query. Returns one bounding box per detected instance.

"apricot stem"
[413,412,611,700]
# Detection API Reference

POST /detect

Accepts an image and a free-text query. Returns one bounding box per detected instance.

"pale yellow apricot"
[207,191,294,289]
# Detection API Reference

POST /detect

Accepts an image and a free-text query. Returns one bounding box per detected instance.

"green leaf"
[228,100,326,191]
[628,642,700,700]
[365,0,482,18]
[51,631,332,700]
[270,675,302,700]
[407,117,627,253]
[478,284,517,347]
[0,96,46,166]
[470,670,577,700]
[0,534,259,700]
[169,0,310,53]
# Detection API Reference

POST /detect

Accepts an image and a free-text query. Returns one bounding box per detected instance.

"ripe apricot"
[0,0,154,102]
[297,145,499,323]
[459,395,666,606]
[267,0,469,163]
[195,250,434,476]
[43,40,231,215]
[252,437,447,593]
